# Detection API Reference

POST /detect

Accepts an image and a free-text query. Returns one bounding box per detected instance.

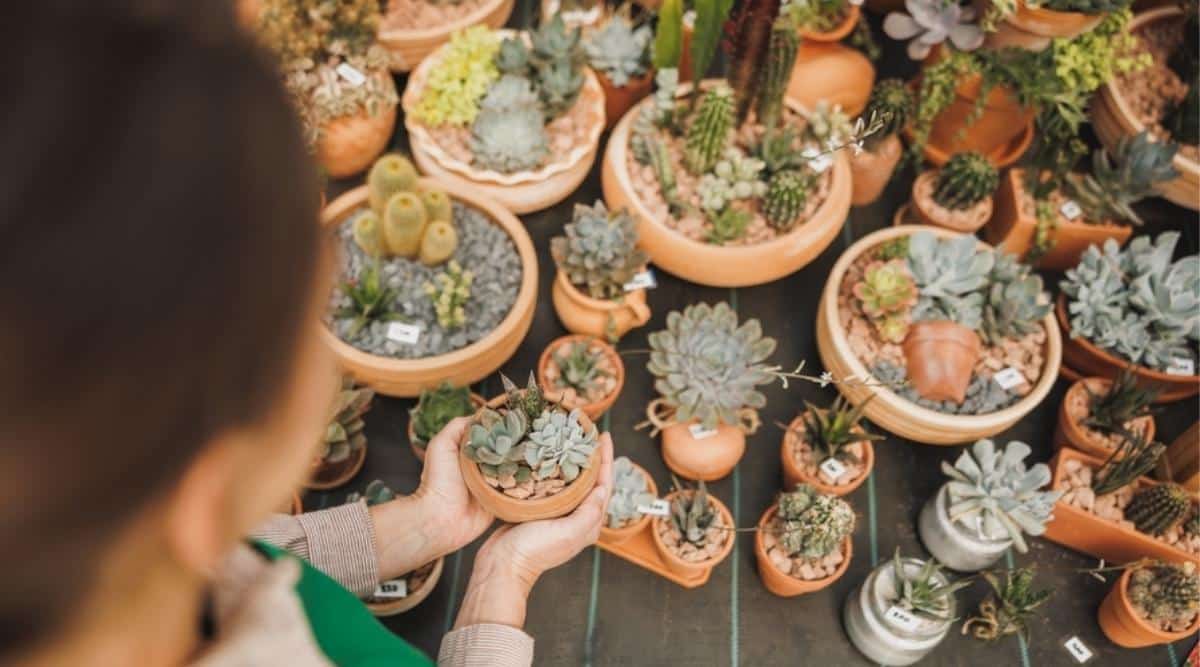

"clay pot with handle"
[902,320,982,403]
[551,270,651,341]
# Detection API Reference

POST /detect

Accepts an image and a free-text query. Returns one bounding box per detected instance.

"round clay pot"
[902,320,983,404]
[458,394,601,523]
[402,31,607,214]
[319,181,538,398]
[787,41,875,117]
[1057,295,1200,403]
[315,77,399,179]
[598,68,656,131]
[1091,7,1199,211]
[754,504,853,597]
[366,557,445,617]
[307,444,368,491]
[979,0,1105,51]
[376,0,514,72]
[551,271,651,341]
[1055,378,1156,460]
[659,419,747,482]
[407,392,487,463]
[918,73,1034,163]
[1098,567,1200,647]
[909,171,993,233]
[650,490,736,579]
[536,334,626,421]
[816,225,1062,445]
[602,81,853,287]
[599,461,659,546]
[780,413,875,496]
[850,134,903,206]
[798,5,861,41]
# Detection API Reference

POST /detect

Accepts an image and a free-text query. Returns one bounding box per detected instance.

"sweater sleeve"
[249,502,379,598]
[437,624,534,667]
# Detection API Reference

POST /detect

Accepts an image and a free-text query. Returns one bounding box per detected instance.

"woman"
[1,3,611,666]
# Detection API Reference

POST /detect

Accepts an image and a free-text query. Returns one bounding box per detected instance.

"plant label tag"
[1059,200,1083,221]
[883,606,923,633]
[373,579,407,599]
[1167,357,1195,376]
[335,63,367,87]
[819,457,848,480]
[688,423,718,440]
[386,322,421,345]
[1063,636,1094,663]
[992,367,1025,390]
[624,269,657,292]
[637,499,671,516]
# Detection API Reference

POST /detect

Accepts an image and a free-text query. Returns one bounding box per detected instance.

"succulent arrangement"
[551,201,648,300]
[962,568,1052,641]
[320,377,374,466]
[930,152,998,212]
[774,484,856,559]
[346,479,397,506]
[410,382,477,446]
[795,395,884,466]
[888,551,970,623]
[1128,561,1200,630]
[607,456,656,528]
[1080,368,1159,440]
[1065,131,1180,227]
[583,10,651,87]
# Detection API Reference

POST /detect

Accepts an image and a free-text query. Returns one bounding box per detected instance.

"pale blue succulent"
[480,74,541,113]
[584,16,652,87]
[884,0,984,61]
[607,457,656,528]
[905,231,993,329]
[698,147,768,213]
[525,408,598,481]
[470,107,550,173]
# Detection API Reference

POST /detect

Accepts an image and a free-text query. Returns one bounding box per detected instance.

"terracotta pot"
[1092,7,1199,211]
[659,419,747,482]
[798,5,861,41]
[551,271,651,341]
[598,69,656,131]
[902,320,982,404]
[980,0,1105,51]
[235,0,261,29]
[1054,378,1156,460]
[367,557,445,617]
[1099,567,1200,647]
[536,335,625,421]
[650,490,736,579]
[1158,422,1200,494]
[319,181,537,398]
[920,73,1034,163]
[850,134,902,206]
[602,81,853,287]
[780,413,875,496]
[909,171,992,233]
[307,444,367,491]
[787,41,875,117]
[458,394,601,523]
[1057,296,1200,403]
[402,31,606,214]
[376,0,514,72]
[407,392,487,463]
[1042,447,1200,565]
[316,77,399,179]
[754,504,853,596]
[816,225,1062,444]
[599,461,659,546]
[985,169,1133,271]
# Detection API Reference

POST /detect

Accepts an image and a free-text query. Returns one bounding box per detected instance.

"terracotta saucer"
[596,524,713,588]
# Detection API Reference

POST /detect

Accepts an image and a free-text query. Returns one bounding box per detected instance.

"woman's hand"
[453,433,614,630]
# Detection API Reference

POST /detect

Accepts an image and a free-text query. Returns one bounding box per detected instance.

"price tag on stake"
[689,423,718,440]
[1063,636,1094,663]
[623,269,657,292]
[386,322,421,345]
[819,457,848,480]
[883,606,923,633]
[1167,357,1195,376]
[335,63,367,87]
[1059,199,1083,221]
[992,367,1026,390]
[373,579,408,600]
[636,499,671,516]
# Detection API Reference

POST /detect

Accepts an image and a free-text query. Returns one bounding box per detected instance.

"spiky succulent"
[861,79,914,151]
[321,377,374,464]
[469,107,550,173]
[889,551,970,622]
[753,126,810,175]
[906,232,993,329]
[763,169,816,232]
[524,408,598,481]
[1092,432,1166,496]
[670,480,717,547]
[979,251,1050,345]
[932,152,998,211]
[775,484,856,559]
[530,13,584,68]
[551,339,609,398]
[1067,131,1179,227]
[410,382,476,445]
[551,200,648,300]
[1128,561,1200,627]
[963,568,1052,641]
[1081,368,1159,439]
[803,101,854,149]
[607,456,656,528]
[346,479,396,506]
[799,395,884,464]
[647,302,777,429]
[1126,483,1193,536]
[479,74,542,113]
[501,372,547,422]
[940,439,1062,553]
[685,85,736,175]
[335,260,401,338]
[464,406,530,480]
[583,15,651,87]
[423,260,473,330]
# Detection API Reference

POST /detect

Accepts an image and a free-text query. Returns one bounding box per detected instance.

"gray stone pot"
[917,483,1012,572]
[843,557,954,666]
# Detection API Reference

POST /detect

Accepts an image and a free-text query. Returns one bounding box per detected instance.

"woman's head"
[0,3,337,654]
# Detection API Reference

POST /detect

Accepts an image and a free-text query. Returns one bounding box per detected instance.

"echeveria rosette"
[524,408,598,481]
[884,0,984,61]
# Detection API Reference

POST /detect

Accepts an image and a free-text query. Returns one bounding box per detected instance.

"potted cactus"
[400,18,607,214]
[644,302,777,481]
[601,456,659,545]
[918,439,1061,571]
[536,335,625,420]
[1099,560,1200,647]
[850,79,914,206]
[309,377,374,490]
[549,201,651,341]
[960,567,1052,641]
[1058,232,1200,402]
[257,0,399,178]
[407,382,485,461]
[844,552,968,666]
[459,374,601,522]
[898,151,998,232]
[1054,368,1158,461]
[320,154,538,398]
[754,484,856,597]
[376,0,515,73]
[650,479,736,579]
[584,7,654,128]
[780,395,882,495]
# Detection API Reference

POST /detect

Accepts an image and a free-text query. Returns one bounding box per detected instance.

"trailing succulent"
[775,484,856,559]
[583,13,651,87]
[888,551,970,623]
[551,200,649,300]
[607,457,656,528]
[410,382,476,445]
[1066,131,1179,227]
[932,152,998,211]
[321,377,374,464]
[1128,561,1200,628]
[963,568,1053,641]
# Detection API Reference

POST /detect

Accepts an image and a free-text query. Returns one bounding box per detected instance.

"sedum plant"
[1066,131,1179,227]
[337,260,400,338]
[524,408,598,481]
[321,377,374,464]
[889,551,970,623]
[853,259,918,343]
[423,260,473,330]
[583,12,652,87]
[1092,433,1166,496]
[469,107,550,173]
[346,479,396,506]
[963,568,1052,641]
[1128,561,1200,629]
[1125,484,1193,536]
[669,479,718,547]
[798,395,884,465]
[776,484,857,559]
[551,200,648,300]
[412,26,501,127]
[1081,368,1158,438]
[410,382,476,445]
[607,457,656,528]
[932,152,998,211]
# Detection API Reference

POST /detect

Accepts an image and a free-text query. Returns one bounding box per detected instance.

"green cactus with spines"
[763,169,815,231]
[776,483,856,559]
[1166,85,1199,146]
[382,192,428,258]
[684,85,735,175]
[420,188,453,223]
[418,220,458,266]
[1126,484,1193,536]
[755,19,799,130]
[1128,561,1200,627]
[410,382,476,445]
[352,210,386,258]
[933,152,998,211]
[862,79,915,151]
[367,154,419,213]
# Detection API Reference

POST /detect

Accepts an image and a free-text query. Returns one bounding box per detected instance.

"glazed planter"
[754,504,853,597]
[319,182,537,398]
[367,557,445,617]
[602,81,853,287]
[787,41,875,117]
[599,460,659,546]
[407,393,487,462]
[376,0,514,72]
[843,557,956,665]
[902,320,983,404]
[980,0,1105,51]
[1091,7,1199,211]
[1098,567,1200,647]
[1042,447,1200,565]
[1057,296,1200,403]
[401,31,606,214]
[650,490,736,579]
[536,334,626,421]
[986,169,1133,271]
[550,270,651,341]
[598,69,656,131]
[816,225,1062,445]
[850,134,903,206]
[780,413,875,496]
[918,484,1012,572]
[913,74,1034,167]
[1054,378,1156,461]
[1158,422,1200,494]
[908,171,992,233]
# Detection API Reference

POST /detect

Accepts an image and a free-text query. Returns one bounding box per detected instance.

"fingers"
[428,416,472,456]
[595,432,614,502]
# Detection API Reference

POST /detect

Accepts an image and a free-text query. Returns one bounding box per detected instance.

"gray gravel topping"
[869,360,1019,416]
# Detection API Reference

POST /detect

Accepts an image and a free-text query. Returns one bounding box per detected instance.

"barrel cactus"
[607,457,656,528]
[1128,561,1200,628]
[469,107,550,173]
[524,408,598,481]
[763,169,816,231]
[685,85,736,175]
[861,79,914,151]
[1126,484,1193,536]
[776,484,856,559]
[550,201,648,300]
[367,153,419,213]
[932,152,998,211]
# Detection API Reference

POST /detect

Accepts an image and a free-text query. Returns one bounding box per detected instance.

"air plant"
[962,568,1053,641]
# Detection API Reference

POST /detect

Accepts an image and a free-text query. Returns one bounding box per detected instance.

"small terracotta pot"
[316,79,399,179]
[787,41,875,117]
[980,0,1105,51]
[366,557,445,617]
[850,134,902,206]
[537,335,625,421]
[650,490,736,579]
[659,419,747,482]
[1054,378,1156,460]
[780,413,875,496]
[902,320,982,404]
[1057,296,1200,403]
[1099,567,1200,647]
[909,171,993,233]
[920,73,1033,161]
[798,5,861,41]
[551,271,651,341]
[599,461,659,546]
[754,504,853,596]
[598,69,655,131]
[407,392,487,463]
[307,444,368,491]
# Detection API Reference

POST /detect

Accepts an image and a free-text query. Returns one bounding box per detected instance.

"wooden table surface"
[310,6,1200,664]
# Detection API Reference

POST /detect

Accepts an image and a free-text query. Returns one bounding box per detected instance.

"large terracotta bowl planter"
[815,225,1062,445]
[754,504,853,597]
[1092,7,1199,211]
[376,0,514,72]
[401,32,606,214]
[599,461,659,546]
[1098,567,1200,647]
[980,0,1105,51]
[316,80,399,179]
[650,490,736,579]
[319,182,537,398]
[407,393,487,463]
[602,83,853,287]
[551,271,651,341]
[1054,378,1156,460]
[367,557,445,617]
[536,334,626,421]
[787,41,874,118]
[780,414,875,496]
[910,74,1034,167]
[1057,296,1200,403]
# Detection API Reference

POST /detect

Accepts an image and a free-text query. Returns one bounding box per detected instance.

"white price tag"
[1059,199,1083,221]
[1063,636,1094,663]
[992,367,1026,390]
[335,63,367,87]
[883,606,923,633]
[688,423,718,440]
[819,457,848,480]
[636,498,671,516]
[1167,357,1195,376]
[623,269,657,292]
[373,579,408,600]
[386,322,421,344]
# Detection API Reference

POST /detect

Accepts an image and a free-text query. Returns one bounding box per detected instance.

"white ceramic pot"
[917,484,1012,572]
[843,557,954,666]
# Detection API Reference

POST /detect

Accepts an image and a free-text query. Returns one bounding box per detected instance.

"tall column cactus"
[724,0,782,124]
[755,19,800,129]
[684,85,736,174]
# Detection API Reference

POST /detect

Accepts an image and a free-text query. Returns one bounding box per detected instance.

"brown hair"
[0,3,323,652]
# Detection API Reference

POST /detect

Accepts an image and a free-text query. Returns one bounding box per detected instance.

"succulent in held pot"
[979,252,1050,346]
[1082,368,1159,438]
[321,377,374,464]
[883,0,984,61]
[853,259,918,343]
[336,260,400,338]
[367,154,419,213]
[962,568,1052,641]
[346,479,397,506]
[685,85,736,175]
[465,407,531,480]
[1125,483,1193,536]
[906,232,992,330]
[763,169,816,232]
[776,484,856,559]
[423,260,473,330]
[647,302,777,429]
[669,480,717,547]
[799,396,884,465]
[932,152,998,211]
[469,107,550,173]
[501,372,548,422]
[607,457,656,528]
[1128,561,1200,629]
[889,551,970,622]
[583,14,651,88]
[550,201,648,300]
[411,382,476,445]
[1066,131,1179,227]
[525,408,599,481]
[860,79,914,151]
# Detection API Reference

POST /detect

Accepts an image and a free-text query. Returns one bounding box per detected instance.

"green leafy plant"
[1092,433,1166,496]
[933,152,999,211]
[775,483,856,558]
[962,568,1052,641]
[1066,131,1180,227]
[524,408,598,481]
[796,395,884,464]
[1126,483,1193,536]
[337,260,400,338]
[1081,368,1159,439]
[321,377,374,464]
[888,550,971,622]
[551,200,648,300]
[423,260,473,330]
[410,382,476,445]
